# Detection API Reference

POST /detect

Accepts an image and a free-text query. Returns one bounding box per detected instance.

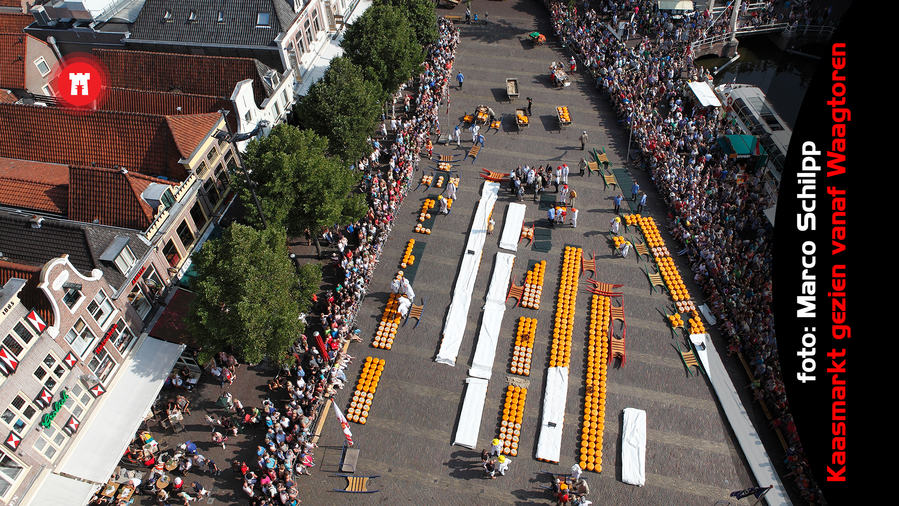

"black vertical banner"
[774,4,874,504]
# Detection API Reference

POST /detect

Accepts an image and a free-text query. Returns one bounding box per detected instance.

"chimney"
[30,216,44,228]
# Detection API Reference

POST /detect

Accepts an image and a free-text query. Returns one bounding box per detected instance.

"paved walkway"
[136,4,781,506]
[303,3,769,506]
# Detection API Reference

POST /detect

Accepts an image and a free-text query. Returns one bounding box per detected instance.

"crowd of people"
[545,0,824,503]
[219,17,461,506]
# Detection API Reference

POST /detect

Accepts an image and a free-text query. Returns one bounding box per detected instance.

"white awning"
[688,81,722,107]
[56,336,185,484]
[20,470,96,506]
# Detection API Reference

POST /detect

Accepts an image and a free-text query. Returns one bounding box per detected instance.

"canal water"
[695,35,828,130]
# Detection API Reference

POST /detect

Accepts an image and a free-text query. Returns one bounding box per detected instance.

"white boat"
[716,83,792,199]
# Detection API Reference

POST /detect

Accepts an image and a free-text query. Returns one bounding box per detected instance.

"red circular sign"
[51,53,109,113]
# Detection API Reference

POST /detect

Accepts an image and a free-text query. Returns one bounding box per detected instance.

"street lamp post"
[215,110,269,230]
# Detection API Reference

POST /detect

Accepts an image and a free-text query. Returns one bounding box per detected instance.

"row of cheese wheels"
[347,357,386,424]
[549,247,582,369]
[580,294,611,473]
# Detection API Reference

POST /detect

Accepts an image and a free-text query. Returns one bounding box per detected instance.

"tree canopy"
[374,0,438,47]
[187,224,307,364]
[341,4,425,99]
[240,124,368,254]
[294,56,382,164]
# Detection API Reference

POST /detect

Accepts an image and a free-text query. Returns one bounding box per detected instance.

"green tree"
[374,0,438,47]
[341,4,425,99]
[295,262,323,310]
[188,224,304,364]
[241,124,368,256]
[294,56,382,164]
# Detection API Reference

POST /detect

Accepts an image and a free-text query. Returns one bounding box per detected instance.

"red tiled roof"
[0,89,16,103]
[94,49,270,107]
[0,158,69,214]
[0,102,202,181]
[68,165,175,230]
[102,87,237,130]
[0,261,54,327]
[0,33,26,90]
[0,12,31,33]
[166,113,222,160]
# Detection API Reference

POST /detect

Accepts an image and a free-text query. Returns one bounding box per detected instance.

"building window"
[87,290,114,328]
[206,146,219,163]
[177,221,195,249]
[274,101,281,117]
[128,285,152,320]
[304,19,314,45]
[87,348,116,383]
[1,395,38,435]
[41,83,54,96]
[143,265,164,296]
[34,56,51,77]
[63,287,83,309]
[3,321,35,360]
[65,318,96,356]
[257,12,270,27]
[196,160,210,178]
[33,423,68,461]
[0,450,27,500]
[33,353,67,393]
[163,240,181,268]
[114,245,137,275]
[190,202,208,230]
[112,319,137,354]
[63,384,93,419]
[313,10,322,33]
[297,36,307,55]
[203,178,221,206]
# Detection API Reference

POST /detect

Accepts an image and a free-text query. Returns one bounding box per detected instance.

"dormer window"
[263,70,281,87]
[142,184,176,212]
[188,10,198,22]
[217,12,225,23]
[257,13,270,27]
[99,236,137,275]
[163,10,173,21]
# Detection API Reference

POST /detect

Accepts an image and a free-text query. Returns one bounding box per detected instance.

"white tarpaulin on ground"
[621,408,647,486]
[688,81,722,108]
[453,377,490,448]
[499,203,527,251]
[535,366,569,462]
[469,252,515,379]
[56,336,185,483]
[437,181,501,366]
